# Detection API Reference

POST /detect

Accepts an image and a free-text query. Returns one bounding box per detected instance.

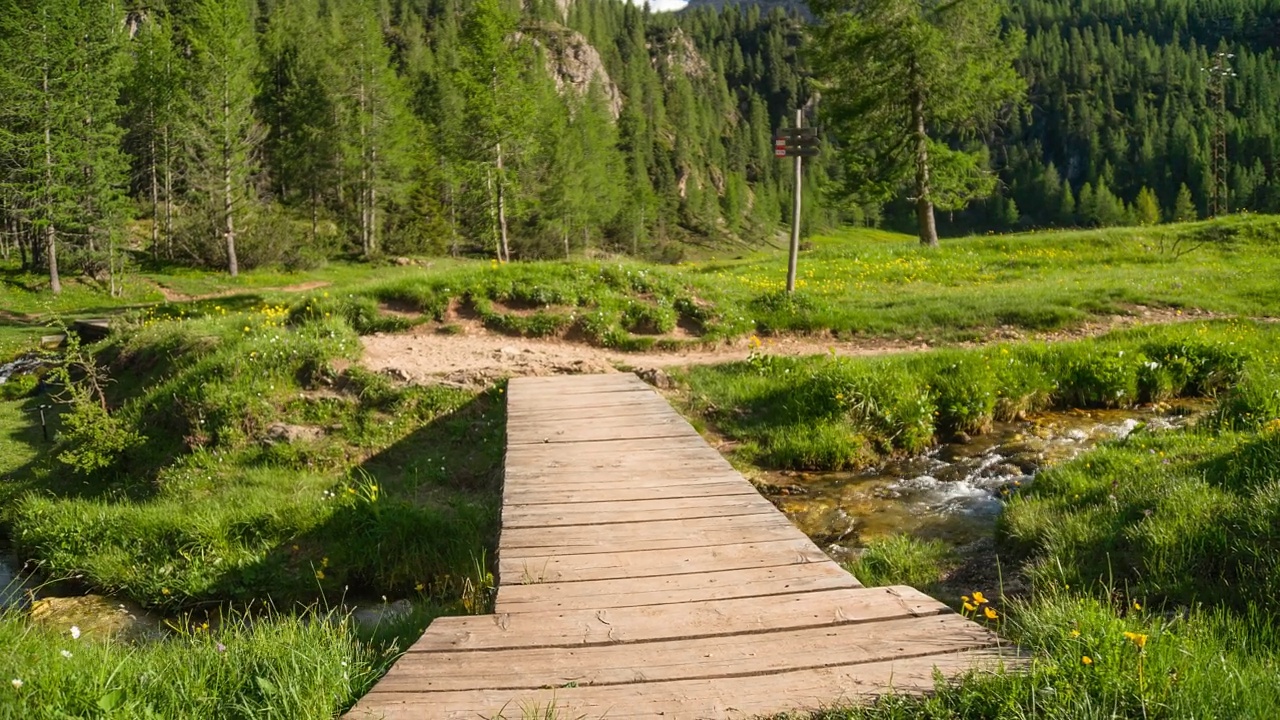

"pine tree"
[454,0,534,262]
[126,10,185,260]
[1173,183,1197,222]
[184,0,261,276]
[811,0,1026,246]
[0,0,130,294]
[1134,186,1162,225]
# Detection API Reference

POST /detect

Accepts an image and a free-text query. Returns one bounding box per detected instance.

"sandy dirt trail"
[359,305,1222,387]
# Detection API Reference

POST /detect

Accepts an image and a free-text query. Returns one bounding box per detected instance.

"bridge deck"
[348,374,1016,720]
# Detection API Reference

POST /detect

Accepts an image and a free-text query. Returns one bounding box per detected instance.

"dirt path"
[148,279,332,303]
[360,305,1224,387]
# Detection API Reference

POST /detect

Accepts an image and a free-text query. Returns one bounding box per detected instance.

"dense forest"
[0,0,1277,287]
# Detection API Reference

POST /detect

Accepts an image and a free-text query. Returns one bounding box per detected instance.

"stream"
[762,403,1205,564]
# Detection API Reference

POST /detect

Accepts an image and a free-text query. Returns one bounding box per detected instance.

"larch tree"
[810,0,1025,246]
[331,0,418,258]
[184,0,260,277]
[455,0,534,262]
[126,9,185,260]
[0,0,130,294]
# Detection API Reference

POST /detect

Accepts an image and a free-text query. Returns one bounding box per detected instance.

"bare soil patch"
[359,304,1238,388]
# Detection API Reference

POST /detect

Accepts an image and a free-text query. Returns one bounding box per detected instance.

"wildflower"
[984,607,998,620]
[1081,655,1093,665]
[1070,629,1080,637]
[60,650,72,659]
[971,591,987,605]
[70,626,80,640]
[1124,631,1148,649]
[243,326,250,332]
[10,679,21,690]
[961,595,970,603]
[216,642,227,654]
[1133,601,1142,611]
[415,582,425,592]
[315,569,326,580]
[161,588,171,596]
[963,602,976,612]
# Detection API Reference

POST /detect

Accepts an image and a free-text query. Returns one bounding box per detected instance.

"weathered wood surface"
[347,374,1019,720]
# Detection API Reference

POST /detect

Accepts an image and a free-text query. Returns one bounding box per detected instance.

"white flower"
[10,679,21,689]
[70,626,81,640]
[60,650,72,659]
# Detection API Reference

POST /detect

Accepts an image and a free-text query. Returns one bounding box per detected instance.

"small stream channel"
[760,403,1205,564]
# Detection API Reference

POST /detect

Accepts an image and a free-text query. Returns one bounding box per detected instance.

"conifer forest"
[1,0,1278,281]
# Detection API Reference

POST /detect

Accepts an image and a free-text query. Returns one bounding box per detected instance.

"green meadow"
[2,216,1279,717]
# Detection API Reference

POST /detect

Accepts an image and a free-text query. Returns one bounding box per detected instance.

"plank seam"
[377,640,1005,692]
[500,509,779,529]
[405,607,951,654]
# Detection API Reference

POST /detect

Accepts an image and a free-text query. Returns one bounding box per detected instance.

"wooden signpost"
[775,111,820,294]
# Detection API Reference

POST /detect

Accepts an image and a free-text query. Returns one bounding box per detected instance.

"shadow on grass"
[199,388,506,607]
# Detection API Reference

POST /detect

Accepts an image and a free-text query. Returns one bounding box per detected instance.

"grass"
[6,215,1280,360]
[786,328,1280,719]
[674,321,1274,470]
[0,295,501,716]
[3,215,1280,716]
[0,604,395,719]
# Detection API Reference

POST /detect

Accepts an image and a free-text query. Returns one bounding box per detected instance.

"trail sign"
[777,113,817,294]
[773,127,820,158]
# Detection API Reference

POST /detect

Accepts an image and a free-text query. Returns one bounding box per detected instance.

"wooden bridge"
[348,374,1015,720]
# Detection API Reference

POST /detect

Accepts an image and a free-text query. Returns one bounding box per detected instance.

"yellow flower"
[971,591,987,605]
[315,569,325,580]
[1070,629,1080,638]
[415,582,425,592]
[1082,655,1093,665]
[1124,631,1148,649]
[1133,601,1142,611]
[243,326,250,332]
[963,602,976,612]
[961,595,970,603]
[161,588,171,596]
[983,606,998,620]
[321,557,329,568]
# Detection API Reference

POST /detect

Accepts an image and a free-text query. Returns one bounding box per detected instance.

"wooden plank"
[494,562,860,613]
[509,375,648,393]
[498,539,833,584]
[500,512,799,546]
[504,404,684,422]
[498,515,806,558]
[508,424,695,446]
[501,495,779,528]
[506,395,670,413]
[346,648,1018,720]
[499,483,760,505]
[374,614,996,692]
[408,586,948,652]
[505,438,717,459]
[502,472,746,492]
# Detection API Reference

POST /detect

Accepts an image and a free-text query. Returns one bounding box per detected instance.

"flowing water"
[762,404,1206,564]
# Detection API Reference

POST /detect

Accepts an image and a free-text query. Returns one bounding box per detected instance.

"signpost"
[775,111,820,294]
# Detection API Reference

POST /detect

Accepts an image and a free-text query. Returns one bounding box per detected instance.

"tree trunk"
[223,80,239,277]
[43,63,61,295]
[163,125,173,259]
[563,227,570,259]
[496,142,510,263]
[911,68,939,248]
[149,114,159,261]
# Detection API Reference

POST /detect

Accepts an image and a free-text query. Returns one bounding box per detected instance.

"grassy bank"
[0,278,507,716]
[808,325,1280,718]
[6,215,1280,356]
[676,321,1275,471]
[0,607,392,719]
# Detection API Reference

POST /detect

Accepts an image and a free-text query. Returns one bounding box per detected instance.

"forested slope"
[0,0,1277,285]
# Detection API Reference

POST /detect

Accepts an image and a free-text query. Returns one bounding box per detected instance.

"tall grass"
[678,321,1275,470]
[0,606,390,719]
[1,305,504,610]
